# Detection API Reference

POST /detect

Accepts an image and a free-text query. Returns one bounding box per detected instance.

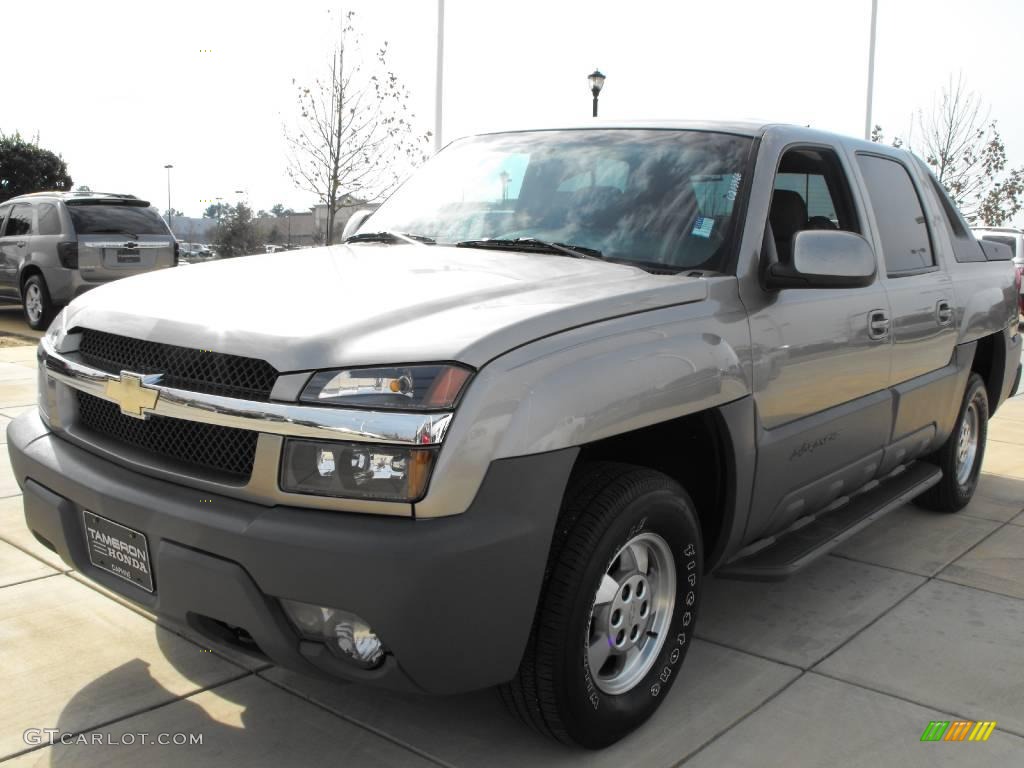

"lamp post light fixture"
[588,69,606,118]
[163,164,174,228]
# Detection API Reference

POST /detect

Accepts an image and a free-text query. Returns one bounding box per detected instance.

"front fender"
[415,279,751,518]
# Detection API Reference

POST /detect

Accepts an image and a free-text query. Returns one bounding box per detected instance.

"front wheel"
[917,373,989,512]
[500,463,703,748]
[22,274,56,331]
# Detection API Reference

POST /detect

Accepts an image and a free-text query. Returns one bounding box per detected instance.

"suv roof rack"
[5,190,142,202]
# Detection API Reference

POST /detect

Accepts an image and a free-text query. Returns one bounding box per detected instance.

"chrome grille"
[78,328,277,401]
[75,391,258,480]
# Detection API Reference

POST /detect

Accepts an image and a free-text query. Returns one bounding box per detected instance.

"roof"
[466,118,771,140]
[459,119,899,154]
[4,190,150,206]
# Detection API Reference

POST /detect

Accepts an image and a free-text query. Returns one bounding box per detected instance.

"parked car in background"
[9,122,1021,748]
[973,227,1024,315]
[0,191,178,329]
[177,242,215,263]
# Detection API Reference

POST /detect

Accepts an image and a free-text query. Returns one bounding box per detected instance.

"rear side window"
[5,205,33,237]
[67,204,169,236]
[36,203,62,236]
[856,154,934,274]
[926,175,969,239]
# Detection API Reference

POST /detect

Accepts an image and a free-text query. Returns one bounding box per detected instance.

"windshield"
[366,129,753,271]
[68,204,170,236]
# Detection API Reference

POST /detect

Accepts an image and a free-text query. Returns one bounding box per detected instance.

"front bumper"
[8,410,576,694]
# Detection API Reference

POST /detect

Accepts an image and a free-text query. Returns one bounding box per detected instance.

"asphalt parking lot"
[0,336,1021,767]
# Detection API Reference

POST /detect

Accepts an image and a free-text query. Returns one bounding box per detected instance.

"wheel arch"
[969,332,1007,414]
[18,264,44,296]
[571,397,755,572]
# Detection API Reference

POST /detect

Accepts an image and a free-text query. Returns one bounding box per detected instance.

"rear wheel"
[500,462,703,748]
[917,373,988,512]
[22,274,56,331]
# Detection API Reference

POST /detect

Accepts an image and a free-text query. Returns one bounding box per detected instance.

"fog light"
[281,598,385,669]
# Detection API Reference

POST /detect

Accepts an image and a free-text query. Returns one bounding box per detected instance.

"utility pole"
[435,0,445,152]
[864,0,878,140]
[163,164,174,230]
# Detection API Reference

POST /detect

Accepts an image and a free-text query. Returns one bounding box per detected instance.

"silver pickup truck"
[8,121,1022,749]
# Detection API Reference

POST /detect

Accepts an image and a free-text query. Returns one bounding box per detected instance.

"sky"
[4,0,1023,223]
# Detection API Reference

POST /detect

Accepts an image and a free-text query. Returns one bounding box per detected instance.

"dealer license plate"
[82,510,154,592]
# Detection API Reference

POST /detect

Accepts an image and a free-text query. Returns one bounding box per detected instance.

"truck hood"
[65,244,709,371]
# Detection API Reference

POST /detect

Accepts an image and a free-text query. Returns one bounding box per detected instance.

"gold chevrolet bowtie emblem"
[104,373,160,419]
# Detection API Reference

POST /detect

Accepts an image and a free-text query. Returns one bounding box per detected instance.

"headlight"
[38,309,69,421]
[280,438,435,501]
[300,364,472,409]
[44,307,69,346]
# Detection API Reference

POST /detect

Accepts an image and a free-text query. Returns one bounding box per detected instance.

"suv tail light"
[1015,265,1023,314]
[57,242,79,269]
[173,240,180,266]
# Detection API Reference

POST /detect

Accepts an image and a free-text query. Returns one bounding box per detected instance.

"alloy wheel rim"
[586,531,676,695]
[25,285,42,323]
[955,401,979,486]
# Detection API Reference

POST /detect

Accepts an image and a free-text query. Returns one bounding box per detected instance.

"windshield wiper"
[345,231,435,246]
[455,238,603,260]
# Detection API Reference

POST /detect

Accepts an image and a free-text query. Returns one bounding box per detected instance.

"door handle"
[936,299,953,326]
[868,309,890,340]
[15,241,27,248]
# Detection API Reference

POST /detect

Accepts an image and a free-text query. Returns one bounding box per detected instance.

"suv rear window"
[67,204,169,236]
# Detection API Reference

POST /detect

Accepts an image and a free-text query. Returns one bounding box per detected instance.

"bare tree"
[285,11,431,244]
[873,76,1024,225]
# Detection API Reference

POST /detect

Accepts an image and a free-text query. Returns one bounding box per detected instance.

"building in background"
[168,216,219,244]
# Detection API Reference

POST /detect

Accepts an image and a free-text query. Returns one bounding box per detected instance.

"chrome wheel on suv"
[918,373,989,512]
[955,400,980,486]
[588,532,676,695]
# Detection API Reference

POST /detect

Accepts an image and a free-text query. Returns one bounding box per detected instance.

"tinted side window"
[36,203,62,236]
[5,205,34,237]
[0,206,9,236]
[856,154,934,274]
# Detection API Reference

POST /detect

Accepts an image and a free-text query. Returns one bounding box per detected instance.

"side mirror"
[341,209,374,242]
[766,230,876,289]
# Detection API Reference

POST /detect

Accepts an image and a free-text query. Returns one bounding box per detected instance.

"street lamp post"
[588,69,606,118]
[163,164,174,230]
[863,0,879,140]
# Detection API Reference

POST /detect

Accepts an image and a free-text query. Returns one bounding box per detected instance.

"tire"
[21,274,56,331]
[500,462,703,748]
[916,373,989,512]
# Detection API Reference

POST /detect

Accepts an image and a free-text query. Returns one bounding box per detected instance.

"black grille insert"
[78,328,277,401]
[76,392,258,480]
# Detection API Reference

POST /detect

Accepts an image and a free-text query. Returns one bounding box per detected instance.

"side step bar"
[716,462,942,581]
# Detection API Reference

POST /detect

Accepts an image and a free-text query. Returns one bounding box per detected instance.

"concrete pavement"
[0,307,42,342]
[0,337,1021,766]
